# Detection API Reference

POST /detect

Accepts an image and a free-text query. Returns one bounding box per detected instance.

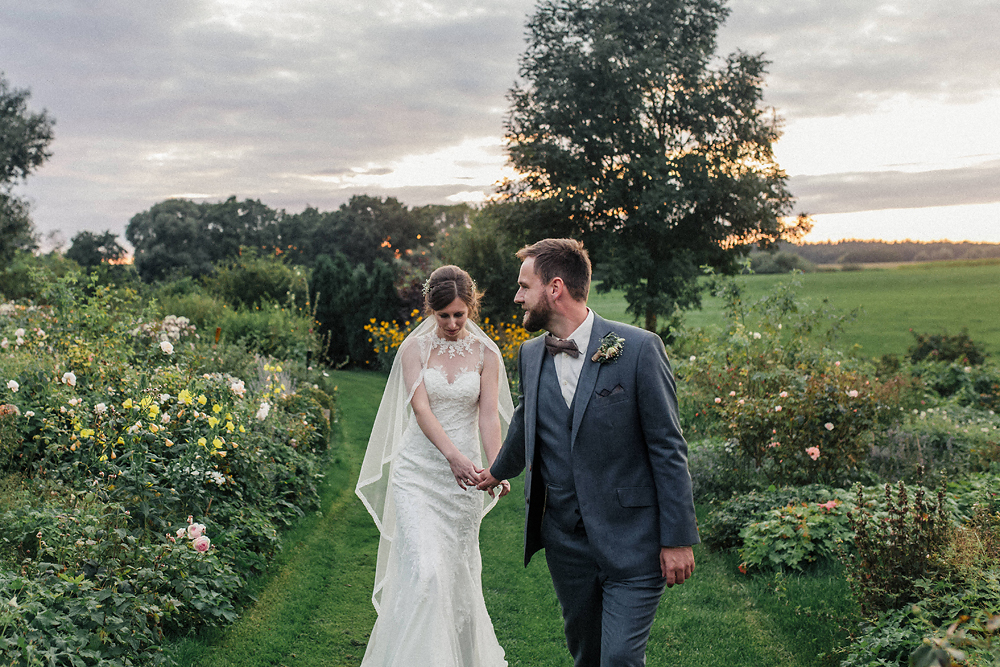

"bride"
[356,265,514,667]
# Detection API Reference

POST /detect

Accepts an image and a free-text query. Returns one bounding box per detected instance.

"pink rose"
[806,446,821,460]
[187,522,206,539]
[193,535,211,552]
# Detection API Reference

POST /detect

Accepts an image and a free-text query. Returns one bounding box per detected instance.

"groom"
[478,238,699,666]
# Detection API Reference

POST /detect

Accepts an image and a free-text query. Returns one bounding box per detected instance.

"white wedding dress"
[360,332,508,667]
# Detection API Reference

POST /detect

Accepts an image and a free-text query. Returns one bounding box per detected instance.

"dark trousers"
[542,517,666,667]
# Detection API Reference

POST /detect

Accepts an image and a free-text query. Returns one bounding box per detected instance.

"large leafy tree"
[0,73,55,265]
[66,230,126,268]
[504,0,809,331]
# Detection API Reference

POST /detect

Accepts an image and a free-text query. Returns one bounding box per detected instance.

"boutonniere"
[591,332,625,364]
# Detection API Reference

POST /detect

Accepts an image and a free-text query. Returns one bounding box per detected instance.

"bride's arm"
[401,342,482,490]
[479,348,510,497]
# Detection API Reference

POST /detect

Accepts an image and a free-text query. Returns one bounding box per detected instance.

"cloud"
[789,160,1000,215]
[718,0,1000,117]
[3,0,1000,246]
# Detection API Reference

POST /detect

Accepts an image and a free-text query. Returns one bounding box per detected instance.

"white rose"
[159,340,174,355]
[255,402,270,420]
[6,380,18,393]
[61,372,77,386]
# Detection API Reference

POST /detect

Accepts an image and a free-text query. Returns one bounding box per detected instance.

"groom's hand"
[660,546,695,587]
[476,471,510,498]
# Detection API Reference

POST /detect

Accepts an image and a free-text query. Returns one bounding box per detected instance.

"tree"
[503,0,810,331]
[66,230,126,268]
[310,252,400,367]
[0,73,55,265]
[439,200,548,325]
[126,199,215,282]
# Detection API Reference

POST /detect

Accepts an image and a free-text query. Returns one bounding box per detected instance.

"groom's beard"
[522,293,553,332]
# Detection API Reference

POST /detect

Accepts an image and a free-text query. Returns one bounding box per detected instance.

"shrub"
[908,329,987,366]
[738,497,854,572]
[0,273,338,663]
[311,252,400,367]
[868,406,999,485]
[844,482,952,617]
[676,271,908,489]
[702,484,852,553]
[912,361,1000,411]
[202,250,309,310]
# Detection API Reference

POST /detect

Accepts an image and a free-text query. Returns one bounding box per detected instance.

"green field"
[588,259,1000,359]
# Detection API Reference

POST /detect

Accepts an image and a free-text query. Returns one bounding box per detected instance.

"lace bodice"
[402,331,486,459]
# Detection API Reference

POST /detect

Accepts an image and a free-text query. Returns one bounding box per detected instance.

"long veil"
[355,317,515,611]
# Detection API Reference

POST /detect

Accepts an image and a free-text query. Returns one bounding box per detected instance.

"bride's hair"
[424,265,481,321]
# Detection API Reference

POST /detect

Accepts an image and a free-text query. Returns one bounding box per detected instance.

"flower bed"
[0,278,336,665]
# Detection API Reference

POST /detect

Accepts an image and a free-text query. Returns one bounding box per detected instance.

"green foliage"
[65,230,127,268]
[310,252,399,367]
[504,0,806,330]
[738,497,854,573]
[0,73,55,267]
[0,273,338,664]
[438,201,533,325]
[909,329,987,366]
[676,271,907,489]
[702,485,852,552]
[844,482,952,617]
[911,362,1000,412]
[749,250,816,274]
[202,250,308,310]
[868,406,1000,487]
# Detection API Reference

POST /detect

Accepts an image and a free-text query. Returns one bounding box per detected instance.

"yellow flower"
[149,424,159,433]
[212,437,223,449]
[198,437,207,447]
[80,428,94,438]
[212,404,222,413]
[197,395,207,406]
[122,398,133,409]
[178,389,193,405]
[239,425,246,433]
[226,421,235,433]
[148,404,160,417]
[208,416,220,428]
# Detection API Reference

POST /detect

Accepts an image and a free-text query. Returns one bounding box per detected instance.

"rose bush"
[0,273,337,664]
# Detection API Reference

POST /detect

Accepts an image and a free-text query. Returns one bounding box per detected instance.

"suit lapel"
[570,314,612,447]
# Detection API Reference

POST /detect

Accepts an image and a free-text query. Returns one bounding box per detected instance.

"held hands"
[475,471,510,499]
[447,452,484,491]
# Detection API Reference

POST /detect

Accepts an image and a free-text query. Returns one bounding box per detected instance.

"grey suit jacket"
[490,313,700,578]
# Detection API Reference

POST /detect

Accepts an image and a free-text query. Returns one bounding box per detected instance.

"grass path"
[170,369,849,666]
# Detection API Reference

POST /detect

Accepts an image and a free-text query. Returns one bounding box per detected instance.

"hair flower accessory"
[591,332,625,364]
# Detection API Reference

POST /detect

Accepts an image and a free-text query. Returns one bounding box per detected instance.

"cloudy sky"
[2,0,998,249]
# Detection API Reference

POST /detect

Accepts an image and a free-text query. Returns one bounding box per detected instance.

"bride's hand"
[447,453,483,490]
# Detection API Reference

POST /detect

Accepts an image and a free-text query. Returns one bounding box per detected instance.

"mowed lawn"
[176,370,853,667]
[589,259,1000,359]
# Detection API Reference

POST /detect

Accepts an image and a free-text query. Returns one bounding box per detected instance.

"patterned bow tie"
[544,335,580,358]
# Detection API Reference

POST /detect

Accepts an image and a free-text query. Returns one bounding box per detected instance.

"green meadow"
[589,259,1000,359]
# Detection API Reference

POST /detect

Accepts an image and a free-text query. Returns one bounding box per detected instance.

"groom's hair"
[517,238,591,302]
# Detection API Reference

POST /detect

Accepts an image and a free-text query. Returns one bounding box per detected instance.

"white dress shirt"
[552,309,594,408]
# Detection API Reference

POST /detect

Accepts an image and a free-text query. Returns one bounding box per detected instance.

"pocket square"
[597,384,625,398]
